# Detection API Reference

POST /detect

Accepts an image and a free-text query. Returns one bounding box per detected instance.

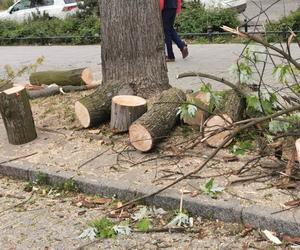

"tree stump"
[29,68,93,86]
[75,82,125,128]
[129,88,186,152]
[203,114,233,148]
[110,95,147,133]
[0,86,37,145]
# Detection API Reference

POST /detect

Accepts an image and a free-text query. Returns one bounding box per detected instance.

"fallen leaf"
[284,199,300,207]
[223,156,239,162]
[91,197,112,205]
[117,201,123,208]
[78,210,87,216]
[190,191,199,197]
[262,230,282,245]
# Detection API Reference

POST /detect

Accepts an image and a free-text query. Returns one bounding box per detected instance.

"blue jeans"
[162,8,185,59]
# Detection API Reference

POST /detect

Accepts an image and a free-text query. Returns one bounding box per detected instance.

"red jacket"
[160,0,181,13]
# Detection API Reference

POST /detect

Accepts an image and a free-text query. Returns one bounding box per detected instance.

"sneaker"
[181,46,189,59]
[166,57,175,62]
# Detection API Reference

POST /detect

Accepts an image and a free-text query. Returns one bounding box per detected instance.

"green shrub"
[0,0,13,10]
[0,14,100,45]
[266,7,300,42]
[176,2,240,34]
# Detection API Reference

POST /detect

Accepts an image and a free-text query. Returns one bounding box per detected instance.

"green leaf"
[268,120,290,134]
[136,218,152,231]
[90,217,116,239]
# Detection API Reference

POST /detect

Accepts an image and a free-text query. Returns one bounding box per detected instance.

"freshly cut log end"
[81,68,93,85]
[0,86,37,145]
[110,95,147,133]
[129,88,186,152]
[112,95,146,107]
[296,138,300,163]
[75,101,91,128]
[203,114,233,148]
[129,123,153,152]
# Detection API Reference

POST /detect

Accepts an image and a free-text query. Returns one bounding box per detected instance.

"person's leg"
[162,9,175,60]
[168,9,189,59]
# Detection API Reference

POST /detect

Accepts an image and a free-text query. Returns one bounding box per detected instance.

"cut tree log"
[296,138,300,162]
[203,114,233,148]
[27,84,99,99]
[29,68,93,86]
[0,86,37,145]
[129,88,186,152]
[75,82,126,128]
[183,91,210,128]
[110,95,147,133]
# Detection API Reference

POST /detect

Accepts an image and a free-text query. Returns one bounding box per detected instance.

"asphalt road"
[0,44,299,92]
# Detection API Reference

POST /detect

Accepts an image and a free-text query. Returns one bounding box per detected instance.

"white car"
[0,0,79,22]
[188,0,247,13]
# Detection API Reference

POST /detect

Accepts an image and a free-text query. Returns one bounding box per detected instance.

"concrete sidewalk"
[1,44,299,91]
[0,44,300,236]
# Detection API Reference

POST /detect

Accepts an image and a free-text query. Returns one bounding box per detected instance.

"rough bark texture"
[110,95,147,133]
[29,68,93,86]
[100,0,170,98]
[28,84,99,99]
[218,89,246,122]
[0,81,13,92]
[129,88,186,152]
[75,82,125,128]
[0,86,37,145]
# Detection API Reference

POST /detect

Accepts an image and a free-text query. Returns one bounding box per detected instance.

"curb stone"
[0,162,299,236]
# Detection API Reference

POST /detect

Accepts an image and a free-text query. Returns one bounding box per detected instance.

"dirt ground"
[0,175,289,250]
[0,91,299,213]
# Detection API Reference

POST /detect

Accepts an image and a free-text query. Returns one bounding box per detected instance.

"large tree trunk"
[129,88,186,152]
[0,86,37,145]
[75,0,170,128]
[100,0,170,98]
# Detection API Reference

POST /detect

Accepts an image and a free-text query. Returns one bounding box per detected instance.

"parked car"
[0,0,79,22]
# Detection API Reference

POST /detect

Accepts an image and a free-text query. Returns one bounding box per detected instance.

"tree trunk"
[75,82,125,128]
[129,88,186,152]
[0,86,37,145]
[29,68,93,86]
[27,84,99,99]
[100,0,170,98]
[110,95,147,133]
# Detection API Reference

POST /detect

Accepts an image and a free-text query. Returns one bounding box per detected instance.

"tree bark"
[129,88,186,152]
[100,0,170,98]
[0,86,37,145]
[29,68,93,86]
[75,82,125,128]
[27,84,99,99]
[110,95,147,133]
